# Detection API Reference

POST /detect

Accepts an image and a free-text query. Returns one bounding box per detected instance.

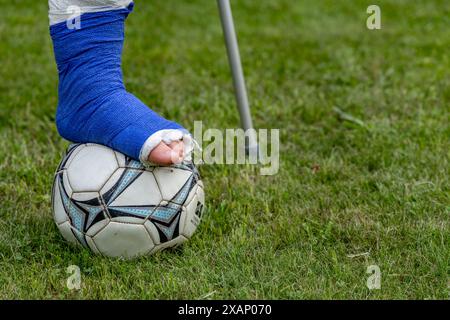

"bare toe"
[148,142,183,165]
[168,141,185,159]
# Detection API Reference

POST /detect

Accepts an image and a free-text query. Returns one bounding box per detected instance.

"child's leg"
[49,0,192,164]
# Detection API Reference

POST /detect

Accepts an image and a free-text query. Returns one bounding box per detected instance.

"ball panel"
[144,220,161,245]
[57,172,88,237]
[114,151,126,168]
[100,168,125,198]
[70,193,108,232]
[92,221,154,258]
[62,170,73,198]
[197,183,205,211]
[60,144,86,170]
[101,168,144,207]
[180,196,201,239]
[85,219,110,237]
[152,210,182,242]
[109,216,145,224]
[67,144,119,193]
[71,191,100,202]
[86,235,100,254]
[57,221,81,246]
[124,158,146,170]
[52,176,69,225]
[108,171,162,207]
[153,167,193,201]
[185,183,198,207]
[151,235,188,254]
[178,184,198,237]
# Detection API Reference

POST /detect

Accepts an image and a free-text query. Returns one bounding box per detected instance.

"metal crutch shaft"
[217,0,258,154]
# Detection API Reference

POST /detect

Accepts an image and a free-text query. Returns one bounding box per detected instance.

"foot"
[148,141,185,165]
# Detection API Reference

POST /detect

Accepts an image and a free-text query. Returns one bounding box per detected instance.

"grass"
[0,0,448,299]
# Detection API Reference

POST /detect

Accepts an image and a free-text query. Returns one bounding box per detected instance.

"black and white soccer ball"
[52,143,204,259]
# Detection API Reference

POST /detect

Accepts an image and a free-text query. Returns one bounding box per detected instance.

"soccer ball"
[51,143,205,259]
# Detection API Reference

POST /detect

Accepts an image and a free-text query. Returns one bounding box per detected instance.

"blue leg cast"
[50,3,187,161]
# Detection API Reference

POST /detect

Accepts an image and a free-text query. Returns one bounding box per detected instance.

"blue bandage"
[50,3,185,161]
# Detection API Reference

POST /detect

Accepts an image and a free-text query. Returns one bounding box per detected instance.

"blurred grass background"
[0,0,448,299]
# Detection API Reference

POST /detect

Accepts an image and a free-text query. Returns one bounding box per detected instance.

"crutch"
[217,0,259,155]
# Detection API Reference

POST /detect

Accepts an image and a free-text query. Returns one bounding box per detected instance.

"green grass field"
[0,0,448,299]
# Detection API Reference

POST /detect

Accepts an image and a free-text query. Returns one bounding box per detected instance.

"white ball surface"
[52,143,205,259]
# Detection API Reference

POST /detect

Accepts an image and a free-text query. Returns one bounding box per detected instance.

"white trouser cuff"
[48,0,134,25]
